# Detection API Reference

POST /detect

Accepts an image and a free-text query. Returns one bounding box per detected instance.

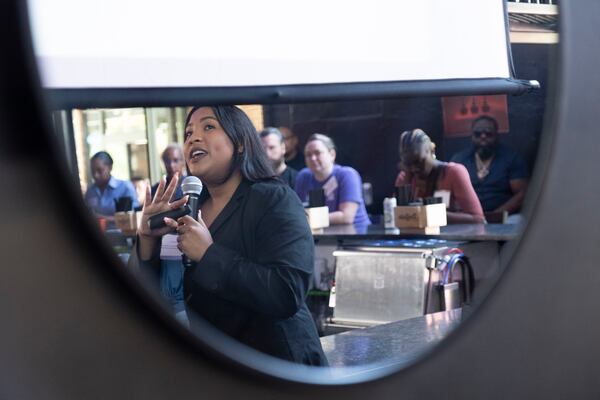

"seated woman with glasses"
[395,129,485,224]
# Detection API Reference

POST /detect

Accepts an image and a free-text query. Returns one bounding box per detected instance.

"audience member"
[280,126,305,171]
[259,127,298,188]
[84,151,139,218]
[132,145,187,324]
[295,133,371,226]
[151,143,185,201]
[131,176,150,211]
[451,116,528,220]
[395,129,485,224]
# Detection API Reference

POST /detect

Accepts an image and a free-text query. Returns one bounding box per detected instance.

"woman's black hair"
[399,129,432,157]
[90,151,113,167]
[185,106,276,183]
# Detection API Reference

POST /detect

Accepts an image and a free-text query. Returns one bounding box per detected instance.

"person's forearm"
[329,210,354,225]
[494,192,526,214]
[137,235,158,261]
[446,211,485,224]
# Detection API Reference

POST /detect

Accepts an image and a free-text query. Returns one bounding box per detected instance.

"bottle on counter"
[383,197,397,228]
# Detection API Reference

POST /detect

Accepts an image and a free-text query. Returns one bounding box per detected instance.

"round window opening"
[28,0,556,385]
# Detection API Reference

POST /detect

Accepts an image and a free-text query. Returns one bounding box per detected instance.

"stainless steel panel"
[332,251,431,325]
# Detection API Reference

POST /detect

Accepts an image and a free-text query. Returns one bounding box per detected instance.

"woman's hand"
[137,173,188,261]
[137,173,188,238]
[164,212,214,262]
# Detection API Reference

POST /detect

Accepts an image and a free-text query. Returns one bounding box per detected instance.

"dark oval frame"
[3,1,600,398]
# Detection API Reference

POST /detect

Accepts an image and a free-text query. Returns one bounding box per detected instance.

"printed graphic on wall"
[441,95,509,137]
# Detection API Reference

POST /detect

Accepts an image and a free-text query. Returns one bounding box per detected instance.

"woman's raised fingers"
[152,176,166,204]
[161,172,180,203]
[143,183,152,210]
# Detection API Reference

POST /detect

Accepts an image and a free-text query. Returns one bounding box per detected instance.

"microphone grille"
[181,176,203,195]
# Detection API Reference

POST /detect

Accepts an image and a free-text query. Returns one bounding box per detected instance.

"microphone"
[181,176,203,268]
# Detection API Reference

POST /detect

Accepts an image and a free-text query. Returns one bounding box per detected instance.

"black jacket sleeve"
[186,184,314,320]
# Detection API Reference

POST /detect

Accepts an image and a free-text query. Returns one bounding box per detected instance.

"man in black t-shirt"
[451,115,528,222]
[259,127,298,189]
[279,126,306,171]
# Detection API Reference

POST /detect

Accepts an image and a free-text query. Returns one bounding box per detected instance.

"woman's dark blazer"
[135,178,327,366]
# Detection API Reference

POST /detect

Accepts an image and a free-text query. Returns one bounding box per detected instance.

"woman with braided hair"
[395,129,485,224]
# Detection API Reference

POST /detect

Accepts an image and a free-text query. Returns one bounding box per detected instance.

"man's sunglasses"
[473,129,496,138]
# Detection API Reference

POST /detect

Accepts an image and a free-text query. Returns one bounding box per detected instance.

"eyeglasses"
[473,129,496,138]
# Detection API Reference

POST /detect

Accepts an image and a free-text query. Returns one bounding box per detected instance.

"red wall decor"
[441,95,509,137]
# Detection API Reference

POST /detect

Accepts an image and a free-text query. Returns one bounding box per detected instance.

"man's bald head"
[162,143,185,178]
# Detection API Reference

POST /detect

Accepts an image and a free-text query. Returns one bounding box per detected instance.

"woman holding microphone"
[132,106,327,366]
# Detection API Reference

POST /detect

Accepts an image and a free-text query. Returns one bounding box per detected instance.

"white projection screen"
[26,0,531,106]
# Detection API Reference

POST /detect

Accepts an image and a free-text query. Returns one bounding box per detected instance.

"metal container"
[442,282,461,311]
[383,197,397,228]
[362,182,373,206]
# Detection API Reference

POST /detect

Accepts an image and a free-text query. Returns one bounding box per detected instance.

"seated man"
[151,143,185,201]
[296,133,371,226]
[279,126,306,171]
[259,127,297,188]
[451,116,528,222]
[131,176,149,211]
[148,143,188,325]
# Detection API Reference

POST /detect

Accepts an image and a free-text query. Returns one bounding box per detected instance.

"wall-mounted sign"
[441,95,509,137]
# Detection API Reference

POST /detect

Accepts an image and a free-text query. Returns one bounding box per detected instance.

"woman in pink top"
[395,129,485,224]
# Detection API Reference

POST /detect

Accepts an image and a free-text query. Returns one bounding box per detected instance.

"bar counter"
[107,220,521,243]
[321,309,462,371]
[313,222,521,243]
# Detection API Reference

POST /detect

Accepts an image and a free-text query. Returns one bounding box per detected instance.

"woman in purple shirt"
[295,133,371,226]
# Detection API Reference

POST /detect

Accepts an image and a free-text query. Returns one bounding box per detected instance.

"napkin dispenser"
[305,188,329,230]
[114,211,142,236]
[393,202,447,234]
